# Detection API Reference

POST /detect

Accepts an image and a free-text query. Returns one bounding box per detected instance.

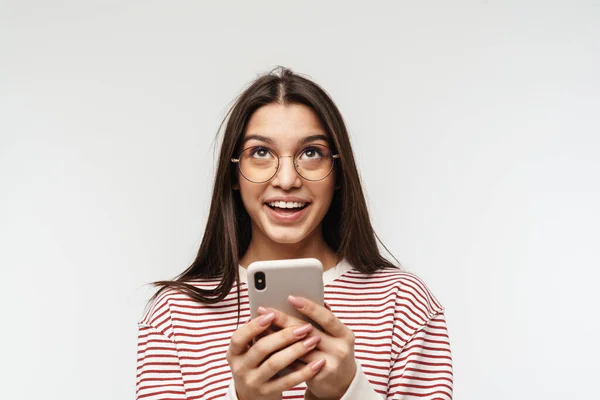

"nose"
[271,156,302,190]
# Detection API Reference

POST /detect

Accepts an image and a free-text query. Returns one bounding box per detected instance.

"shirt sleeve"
[387,312,454,399]
[338,360,384,399]
[136,323,187,400]
[225,379,240,400]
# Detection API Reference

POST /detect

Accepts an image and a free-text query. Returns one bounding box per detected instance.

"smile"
[266,201,308,210]
[264,202,310,223]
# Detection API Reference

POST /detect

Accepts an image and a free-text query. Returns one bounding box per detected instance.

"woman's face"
[235,103,337,246]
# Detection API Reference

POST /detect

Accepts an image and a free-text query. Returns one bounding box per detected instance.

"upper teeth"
[268,201,306,209]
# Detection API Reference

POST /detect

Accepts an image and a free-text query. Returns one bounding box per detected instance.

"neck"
[239,227,339,271]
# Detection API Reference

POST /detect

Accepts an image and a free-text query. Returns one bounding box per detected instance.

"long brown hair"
[154,67,398,304]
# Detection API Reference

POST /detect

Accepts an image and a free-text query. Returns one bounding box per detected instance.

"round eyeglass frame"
[231,144,340,183]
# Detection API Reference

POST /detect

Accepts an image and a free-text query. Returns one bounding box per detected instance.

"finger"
[244,323,314,368]
[256,310,281,335]
[287,359,308,372]
[263,358,326,394]
[288,296,349,338]
[254,326,276,342]
[296,349,326,365]
[257,335,323,382]
[264,328,276,335]
[227,312,276,357]
[258,308,343,353]
[258,306,324,335]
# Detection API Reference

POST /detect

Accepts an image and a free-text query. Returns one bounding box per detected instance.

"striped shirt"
[137,259,453,399]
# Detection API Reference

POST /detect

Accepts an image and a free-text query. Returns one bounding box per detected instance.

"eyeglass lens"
[238,145,334,182]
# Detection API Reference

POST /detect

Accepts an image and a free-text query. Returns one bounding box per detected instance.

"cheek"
[318,178,336,200]
[238,181,265,212]
[310,182,336,215]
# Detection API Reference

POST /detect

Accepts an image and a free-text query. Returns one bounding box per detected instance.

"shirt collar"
[238,258,352,286]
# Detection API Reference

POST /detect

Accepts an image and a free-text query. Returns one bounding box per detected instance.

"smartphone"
[247,258,324,330]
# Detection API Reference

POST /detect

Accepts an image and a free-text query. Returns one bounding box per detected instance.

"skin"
[258,298,357,400]
[228,103,357,399]
[236,103,338,270]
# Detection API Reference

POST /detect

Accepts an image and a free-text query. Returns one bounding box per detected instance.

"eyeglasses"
[231,144,340,183]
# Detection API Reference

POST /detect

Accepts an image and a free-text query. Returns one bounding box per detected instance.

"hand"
[226,311,326,400]
[258,297,357,400]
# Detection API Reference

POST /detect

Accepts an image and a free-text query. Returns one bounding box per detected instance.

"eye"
[299,145,325,160]
[249,146,273,159]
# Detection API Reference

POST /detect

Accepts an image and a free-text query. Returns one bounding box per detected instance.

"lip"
[264,203,310,223]
[264,196,311,204]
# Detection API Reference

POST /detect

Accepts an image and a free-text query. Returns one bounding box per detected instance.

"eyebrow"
[243,134,330,147]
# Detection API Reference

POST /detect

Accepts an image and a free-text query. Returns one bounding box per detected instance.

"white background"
[1,1,599,399]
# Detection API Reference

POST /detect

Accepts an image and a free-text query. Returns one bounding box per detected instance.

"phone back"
[247,258,324,325]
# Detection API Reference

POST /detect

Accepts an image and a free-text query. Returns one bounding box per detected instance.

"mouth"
[264,201,310,222]
[266,201,309,211]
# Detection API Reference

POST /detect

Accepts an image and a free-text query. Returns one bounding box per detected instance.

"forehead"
[244,103,328,147]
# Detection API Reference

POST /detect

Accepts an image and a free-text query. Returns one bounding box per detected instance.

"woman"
[136,67,453,399]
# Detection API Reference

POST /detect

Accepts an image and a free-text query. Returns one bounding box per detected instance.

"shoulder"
[342,267,444,321]
[138,278,244,334]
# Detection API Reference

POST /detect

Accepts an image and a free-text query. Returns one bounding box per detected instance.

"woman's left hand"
[257,296,357,400]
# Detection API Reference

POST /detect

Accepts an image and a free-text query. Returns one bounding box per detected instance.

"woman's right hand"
[226,311,326,400]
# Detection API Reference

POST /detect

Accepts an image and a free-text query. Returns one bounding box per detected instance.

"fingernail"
[257,306,268,314]
[302,335,320,348]
[310,359,326,371]
[292,323,313,337]
[288,295,306,308]
[258,312,275,326]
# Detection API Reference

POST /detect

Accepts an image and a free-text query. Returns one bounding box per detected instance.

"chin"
[262,225,310,245]
[267,232,306,245]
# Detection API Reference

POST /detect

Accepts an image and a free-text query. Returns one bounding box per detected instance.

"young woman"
[136,68,453,400]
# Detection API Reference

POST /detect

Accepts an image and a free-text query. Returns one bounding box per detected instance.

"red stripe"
[137,389,185,399]
[137,270,452,399]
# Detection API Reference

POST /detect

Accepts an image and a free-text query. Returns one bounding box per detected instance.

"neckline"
[238,258,353,287]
